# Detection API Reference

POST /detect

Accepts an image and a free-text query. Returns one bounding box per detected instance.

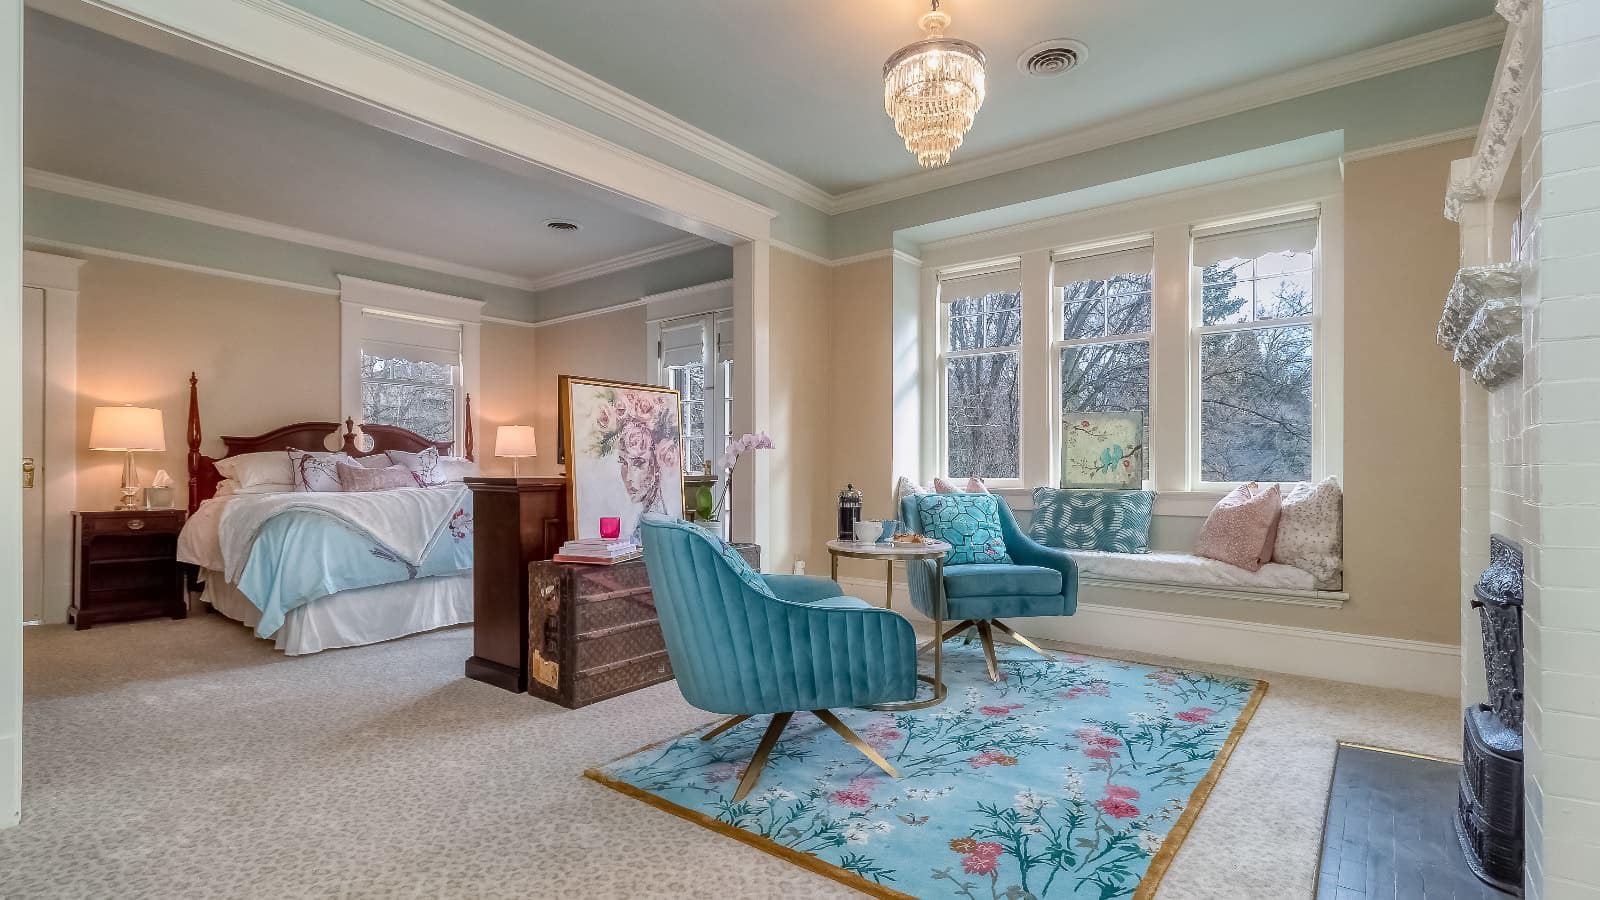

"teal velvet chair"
[900,494,1079,681]
[638,516,919,801]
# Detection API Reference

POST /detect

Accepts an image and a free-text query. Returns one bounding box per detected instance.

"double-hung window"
[359,310,463,445]
[1054,241,1154,483]
[1192,212,1319,485]
[939,265,1023,481]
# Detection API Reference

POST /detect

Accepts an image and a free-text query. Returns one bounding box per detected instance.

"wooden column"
[463,477,567,692]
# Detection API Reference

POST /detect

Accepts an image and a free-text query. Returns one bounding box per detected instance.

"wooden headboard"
[185,372,474,513]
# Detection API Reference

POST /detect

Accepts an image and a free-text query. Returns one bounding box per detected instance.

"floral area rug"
[586,640,1266,899]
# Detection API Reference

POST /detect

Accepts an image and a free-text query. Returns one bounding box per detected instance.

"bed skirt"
[200,570,473,656]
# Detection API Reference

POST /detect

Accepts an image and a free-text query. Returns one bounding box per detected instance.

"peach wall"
[72,255,537,505]
[765,248,834,573]
[529,306,649,478]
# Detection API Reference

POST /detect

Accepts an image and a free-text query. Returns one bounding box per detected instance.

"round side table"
[825,538,951,710]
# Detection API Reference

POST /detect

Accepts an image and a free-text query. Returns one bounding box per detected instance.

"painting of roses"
[561,376,684,541]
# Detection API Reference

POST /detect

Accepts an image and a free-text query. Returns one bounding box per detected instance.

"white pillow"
[287,448,349,492]
[213,478,293,498]
[385,447,444,487]
[434,455,477,483]
[213,451,294,490]
[1273,477,1343,590]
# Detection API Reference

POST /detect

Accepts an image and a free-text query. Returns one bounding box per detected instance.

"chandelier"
[883,0,987,169]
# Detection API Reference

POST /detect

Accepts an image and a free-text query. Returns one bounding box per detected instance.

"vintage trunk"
[527,545,759,709]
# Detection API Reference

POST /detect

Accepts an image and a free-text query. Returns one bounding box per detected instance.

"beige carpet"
[0,615,1459,898]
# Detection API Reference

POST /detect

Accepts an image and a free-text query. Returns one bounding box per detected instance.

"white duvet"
[1067,549,1322,592]
[208,485,469,583]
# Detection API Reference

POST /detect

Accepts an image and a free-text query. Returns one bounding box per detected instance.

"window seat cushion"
[1066,549,1320,593]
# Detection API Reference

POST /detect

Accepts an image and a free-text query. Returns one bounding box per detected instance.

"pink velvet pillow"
[1193,482,1282,571]
[933,476,992,494]
[337,462,415,492]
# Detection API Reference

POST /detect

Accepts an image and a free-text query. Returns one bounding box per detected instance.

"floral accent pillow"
[336,462,415,492]
[385,447,444,487]
[287,449,349,493]
[1193,482,1281,571]
[1273,477,1343,589]
[917,493,1011,566]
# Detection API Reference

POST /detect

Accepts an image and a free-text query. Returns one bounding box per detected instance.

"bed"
[176,373,478,655]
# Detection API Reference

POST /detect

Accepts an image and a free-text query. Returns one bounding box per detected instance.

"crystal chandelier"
[883,0,987,169]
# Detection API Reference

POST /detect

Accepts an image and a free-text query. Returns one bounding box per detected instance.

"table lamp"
[495,425,537,476]
[89,406,166,510]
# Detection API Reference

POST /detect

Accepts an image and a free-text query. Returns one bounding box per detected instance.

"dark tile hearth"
[1317,743,1513,900]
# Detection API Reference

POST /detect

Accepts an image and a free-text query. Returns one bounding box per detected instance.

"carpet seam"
[1133,677,1270,900]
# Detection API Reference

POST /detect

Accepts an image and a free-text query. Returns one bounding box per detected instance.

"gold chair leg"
[700,714,751,742]
[977,621,1000,682]
[991,620,1052,660]
[918,619,976,655]
[732,712,793,802]
[812,709,900,779]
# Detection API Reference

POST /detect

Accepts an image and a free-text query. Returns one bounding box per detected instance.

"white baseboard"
[837,577,1460,697]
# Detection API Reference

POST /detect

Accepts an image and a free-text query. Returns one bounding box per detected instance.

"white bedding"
[201,568,472,655]
[177,497,230,572]
[1067,549,1323,593]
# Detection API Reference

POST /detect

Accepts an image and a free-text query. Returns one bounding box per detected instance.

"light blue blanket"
[235,495,473,637]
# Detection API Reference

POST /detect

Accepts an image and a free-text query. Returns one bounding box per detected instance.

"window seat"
[1065,549,1348,608]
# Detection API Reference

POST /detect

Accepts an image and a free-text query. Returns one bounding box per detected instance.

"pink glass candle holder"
[599,517,621,540]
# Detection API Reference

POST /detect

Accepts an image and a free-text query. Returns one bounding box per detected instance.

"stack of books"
[553,538,642,565]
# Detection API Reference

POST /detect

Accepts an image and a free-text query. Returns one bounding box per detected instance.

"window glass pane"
[1061,340,1151,480]
[1254,270,1314,321]
[1106,287,1152,336]
[668,363,706,474]
[360,352,454,386]
[361,382,455,444]
[948,290,1023,351]
[1200,325,1312,482]
[1061,299,1105,340]
[946,351,1020,479]
[1200,261,1252,325]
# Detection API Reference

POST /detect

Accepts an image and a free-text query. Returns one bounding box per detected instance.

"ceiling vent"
[543,219,582,232]
[1018,39,1086,77]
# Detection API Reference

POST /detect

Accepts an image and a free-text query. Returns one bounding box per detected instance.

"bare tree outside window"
[1197,246,1315,482]
[360,352,457,444]
[1059,270,1152,481]
[666,362,707,474]
[944,282,1022,479]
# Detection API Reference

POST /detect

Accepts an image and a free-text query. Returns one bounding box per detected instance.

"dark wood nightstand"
[71,509,189,629]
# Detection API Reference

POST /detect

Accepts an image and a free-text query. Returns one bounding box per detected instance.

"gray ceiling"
[447,0,1493,194]
[23,11,693,287]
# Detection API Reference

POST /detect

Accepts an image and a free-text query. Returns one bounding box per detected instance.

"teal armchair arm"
[995,501,1079,600]
[761,574,845,605]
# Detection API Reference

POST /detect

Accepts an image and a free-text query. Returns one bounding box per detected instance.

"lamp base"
[117,451,141,510]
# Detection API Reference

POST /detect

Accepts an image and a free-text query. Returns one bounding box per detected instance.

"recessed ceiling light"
[543,219,582,232]
[1018,39,1087,77]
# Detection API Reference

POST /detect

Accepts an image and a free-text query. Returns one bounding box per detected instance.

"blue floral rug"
[587,641,1266,899]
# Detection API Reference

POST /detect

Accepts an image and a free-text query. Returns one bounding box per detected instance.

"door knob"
[21,457,34,489]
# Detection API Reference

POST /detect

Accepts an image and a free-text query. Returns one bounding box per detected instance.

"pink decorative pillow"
[933,476,964,494]
[1193,482,1282,571]
[337,462,415,492]
[966,477,990,494]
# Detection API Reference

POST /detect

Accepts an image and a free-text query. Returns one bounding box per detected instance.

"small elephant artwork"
[1062,411,1144,489]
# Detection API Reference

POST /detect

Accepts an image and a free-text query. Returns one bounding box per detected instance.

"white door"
[20,287,43,624]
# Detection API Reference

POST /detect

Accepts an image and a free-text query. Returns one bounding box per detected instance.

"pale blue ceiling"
[446,0,1494,194]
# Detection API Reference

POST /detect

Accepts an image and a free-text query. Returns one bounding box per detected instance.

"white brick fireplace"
[1451,2,1600,896]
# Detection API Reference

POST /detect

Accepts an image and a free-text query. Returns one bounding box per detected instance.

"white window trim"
[919,162,1345,510]
[338,275,483,453]
[933,258,1025,489]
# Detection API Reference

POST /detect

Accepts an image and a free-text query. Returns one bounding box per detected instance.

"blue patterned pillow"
[642,515,776,599]
[916,493,1011,566]
[1030,488,1156,554]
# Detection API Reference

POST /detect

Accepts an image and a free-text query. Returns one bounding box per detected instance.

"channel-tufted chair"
[638,516,919,801]
[900,494,1079,681]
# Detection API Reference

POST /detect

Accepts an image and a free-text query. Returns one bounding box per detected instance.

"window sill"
[992,487,1224,518]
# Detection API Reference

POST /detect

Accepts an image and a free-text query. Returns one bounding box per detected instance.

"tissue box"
[143,486,173,510]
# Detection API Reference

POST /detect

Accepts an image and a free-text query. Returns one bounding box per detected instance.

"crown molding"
[1340,126,1478,164]
[524,235,719,292]
[360,0,835,213]
[24,236,343,295]
[640,277,734,306]
[770,239,921,269]
[26,168,712,295]
[829,16,1506,214]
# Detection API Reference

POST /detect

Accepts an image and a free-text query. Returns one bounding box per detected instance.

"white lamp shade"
[495,425,537,458]
[89,406,166,452]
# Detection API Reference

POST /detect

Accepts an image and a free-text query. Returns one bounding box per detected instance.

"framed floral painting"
[560,376,684,541]
[1062,411,1145,489]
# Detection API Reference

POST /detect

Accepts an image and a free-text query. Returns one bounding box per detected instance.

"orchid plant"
[711,431,773,521]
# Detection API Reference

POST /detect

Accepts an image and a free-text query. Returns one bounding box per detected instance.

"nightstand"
[71,509,189,629]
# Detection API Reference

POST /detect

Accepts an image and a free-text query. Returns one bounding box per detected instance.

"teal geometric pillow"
[916,493,1011,566]
[1029,488,1156,554]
